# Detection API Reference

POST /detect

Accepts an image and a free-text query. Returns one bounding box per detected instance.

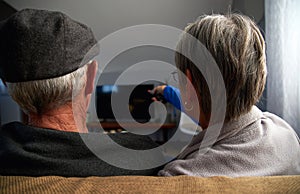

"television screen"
[96,84,154,123]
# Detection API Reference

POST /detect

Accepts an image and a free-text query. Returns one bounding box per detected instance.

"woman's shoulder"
[261,111,300,143]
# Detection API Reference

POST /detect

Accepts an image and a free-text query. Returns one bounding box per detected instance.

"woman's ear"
[85,60,98,95]
[186,68,194,101]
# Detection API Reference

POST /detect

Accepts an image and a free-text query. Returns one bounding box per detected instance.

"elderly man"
[0,9,161,177]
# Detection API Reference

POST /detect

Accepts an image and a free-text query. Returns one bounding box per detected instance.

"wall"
[232,0,266,111]
[1,0,269,124]
[4,0,267,79]
[0,1,19,125]
[4,0,233,125]
[0,80,21,125]
[232,0,264,23]
[6,0,233,74]
[0,0,16,20]
[6,0,232,40]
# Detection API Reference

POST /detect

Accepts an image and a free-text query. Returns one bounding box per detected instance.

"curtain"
[265,0,300,135]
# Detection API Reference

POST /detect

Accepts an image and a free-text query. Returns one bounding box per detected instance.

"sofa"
[1,175,300,193]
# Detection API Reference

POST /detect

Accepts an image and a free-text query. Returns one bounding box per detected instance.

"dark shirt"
[0,122,163,177]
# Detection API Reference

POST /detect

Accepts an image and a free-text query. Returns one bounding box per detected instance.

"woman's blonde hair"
[176,14,266,121]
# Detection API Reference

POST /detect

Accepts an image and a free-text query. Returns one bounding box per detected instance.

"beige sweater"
[159,106,300,177]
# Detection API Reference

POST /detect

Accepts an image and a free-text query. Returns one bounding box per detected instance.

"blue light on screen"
[101,85,118,93]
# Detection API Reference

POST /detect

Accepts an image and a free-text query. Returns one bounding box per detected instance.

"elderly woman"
[157,14,300,177]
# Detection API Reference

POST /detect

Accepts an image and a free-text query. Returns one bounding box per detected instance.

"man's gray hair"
[7,63,89,114]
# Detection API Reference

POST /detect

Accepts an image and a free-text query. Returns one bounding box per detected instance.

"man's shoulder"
[108,132,159,150]
[0,122,27,136]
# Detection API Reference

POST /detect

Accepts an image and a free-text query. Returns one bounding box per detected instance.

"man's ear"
[85,60,98,95]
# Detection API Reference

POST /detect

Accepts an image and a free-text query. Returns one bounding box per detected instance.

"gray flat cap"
[0,8,99,82]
